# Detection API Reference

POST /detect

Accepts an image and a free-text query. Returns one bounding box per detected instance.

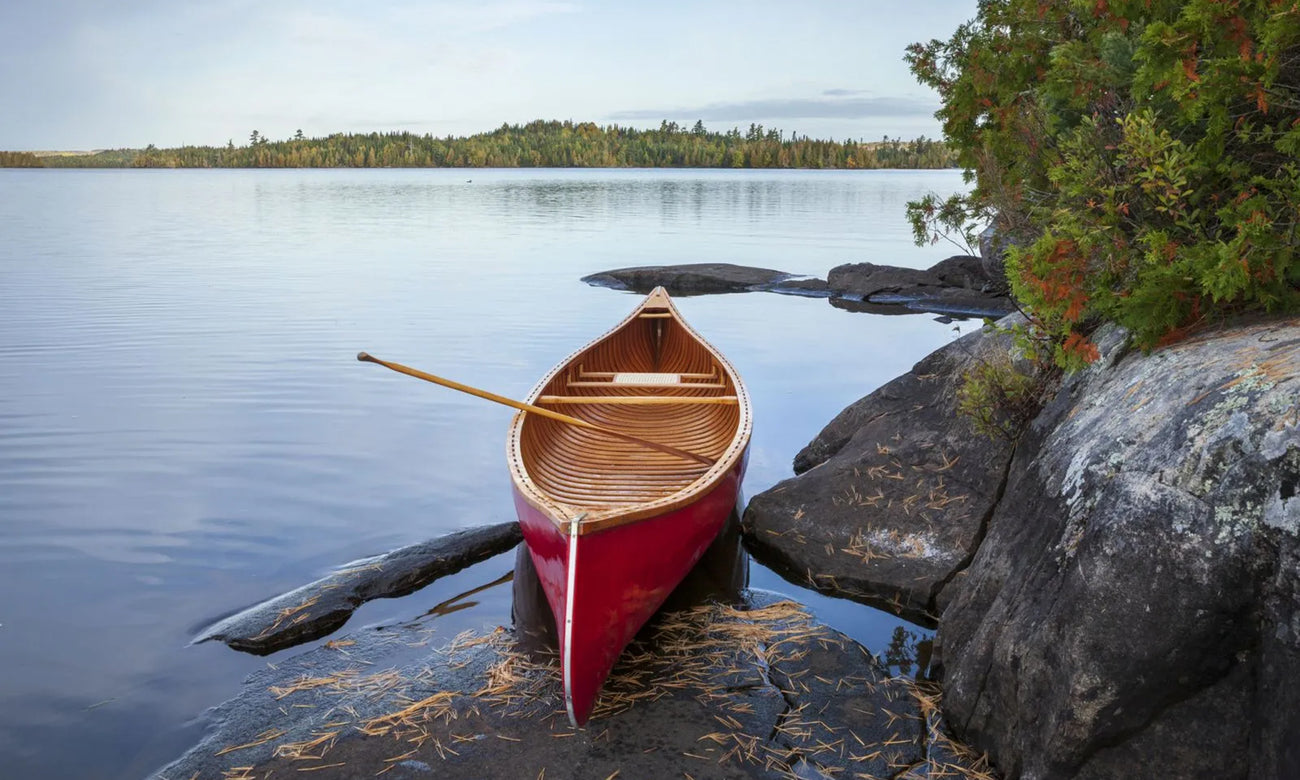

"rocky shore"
[159,589,981,779]
[156,528,992,780]
[585,253,1300,777]
[157,257,1298,778]
[743,318,1036,625]
[742,315,1300,779]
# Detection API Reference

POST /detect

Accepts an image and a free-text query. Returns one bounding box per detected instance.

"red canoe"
[506,287,752,727]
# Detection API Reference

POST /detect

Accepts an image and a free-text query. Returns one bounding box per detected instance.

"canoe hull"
[513,450,746,726]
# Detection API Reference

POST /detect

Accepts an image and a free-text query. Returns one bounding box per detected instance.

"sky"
[0,1,978,151]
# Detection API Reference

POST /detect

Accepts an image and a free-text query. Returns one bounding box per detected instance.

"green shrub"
[957,350,1047,441]
[907,0,1300,366]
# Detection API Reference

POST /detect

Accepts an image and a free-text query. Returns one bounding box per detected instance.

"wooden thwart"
[567,381,727,389]
[537,395,739,405]
[578,366,716,380]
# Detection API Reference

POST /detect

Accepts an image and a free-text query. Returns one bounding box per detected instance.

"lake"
[0,167,973,779]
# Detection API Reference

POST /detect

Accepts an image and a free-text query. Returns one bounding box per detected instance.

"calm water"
[0,168,972,778]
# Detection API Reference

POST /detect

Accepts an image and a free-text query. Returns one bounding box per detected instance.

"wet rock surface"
[827,259,1015,319]
[827,262,944,297]
[926,255,989,290]
[155,583,989,780]
[937,319,1300,779]
[742,319,1031,624]
[194,522,522,654]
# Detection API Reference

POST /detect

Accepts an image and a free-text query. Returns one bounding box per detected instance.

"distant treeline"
[0,151,43,167]
[16,120,956,170]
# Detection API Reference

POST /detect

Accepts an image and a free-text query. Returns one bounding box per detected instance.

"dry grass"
[359,692,458,737]
[273,730,340,761]
[214,728,287,756]
[893,677,999,780]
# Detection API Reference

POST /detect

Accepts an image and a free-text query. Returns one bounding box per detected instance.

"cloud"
[609,95,937,123]
[822,88,867,97]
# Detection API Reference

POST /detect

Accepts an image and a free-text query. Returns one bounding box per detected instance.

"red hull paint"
[513,452,747,726]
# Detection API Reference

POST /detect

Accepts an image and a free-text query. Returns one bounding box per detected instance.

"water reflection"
[0,167,967,779]
[401,570,516,623]
[883,625,935,679]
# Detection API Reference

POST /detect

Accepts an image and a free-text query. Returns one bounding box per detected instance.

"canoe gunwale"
[506,288,752,536]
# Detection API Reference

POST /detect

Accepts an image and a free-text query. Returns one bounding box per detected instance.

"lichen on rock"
[937,317,1300,779]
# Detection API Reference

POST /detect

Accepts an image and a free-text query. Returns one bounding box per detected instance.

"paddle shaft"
[356,352,716,467]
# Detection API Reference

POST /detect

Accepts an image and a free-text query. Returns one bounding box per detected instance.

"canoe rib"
[506,287,752,536]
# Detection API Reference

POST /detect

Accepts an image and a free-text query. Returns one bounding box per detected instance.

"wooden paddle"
[356,352,716,467]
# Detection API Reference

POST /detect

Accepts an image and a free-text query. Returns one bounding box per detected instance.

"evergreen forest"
[907,0,1299,369]
[11,121,955,170]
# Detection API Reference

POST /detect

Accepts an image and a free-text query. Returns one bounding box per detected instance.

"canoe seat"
[568,369,726,389]
[611,372,680,385]
[568,379,727,389]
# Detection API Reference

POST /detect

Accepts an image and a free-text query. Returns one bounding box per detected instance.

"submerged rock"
[193,522,522,654]
[938,318,1300,779]
[581,263,812,295]
[742,318,1035,623]
[155,575,987,780]
[870,287,1017,319]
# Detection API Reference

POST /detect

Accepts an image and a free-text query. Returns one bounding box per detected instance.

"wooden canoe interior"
[514,294,746,530]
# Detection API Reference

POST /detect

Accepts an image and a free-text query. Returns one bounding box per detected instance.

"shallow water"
[0,167,971,778]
